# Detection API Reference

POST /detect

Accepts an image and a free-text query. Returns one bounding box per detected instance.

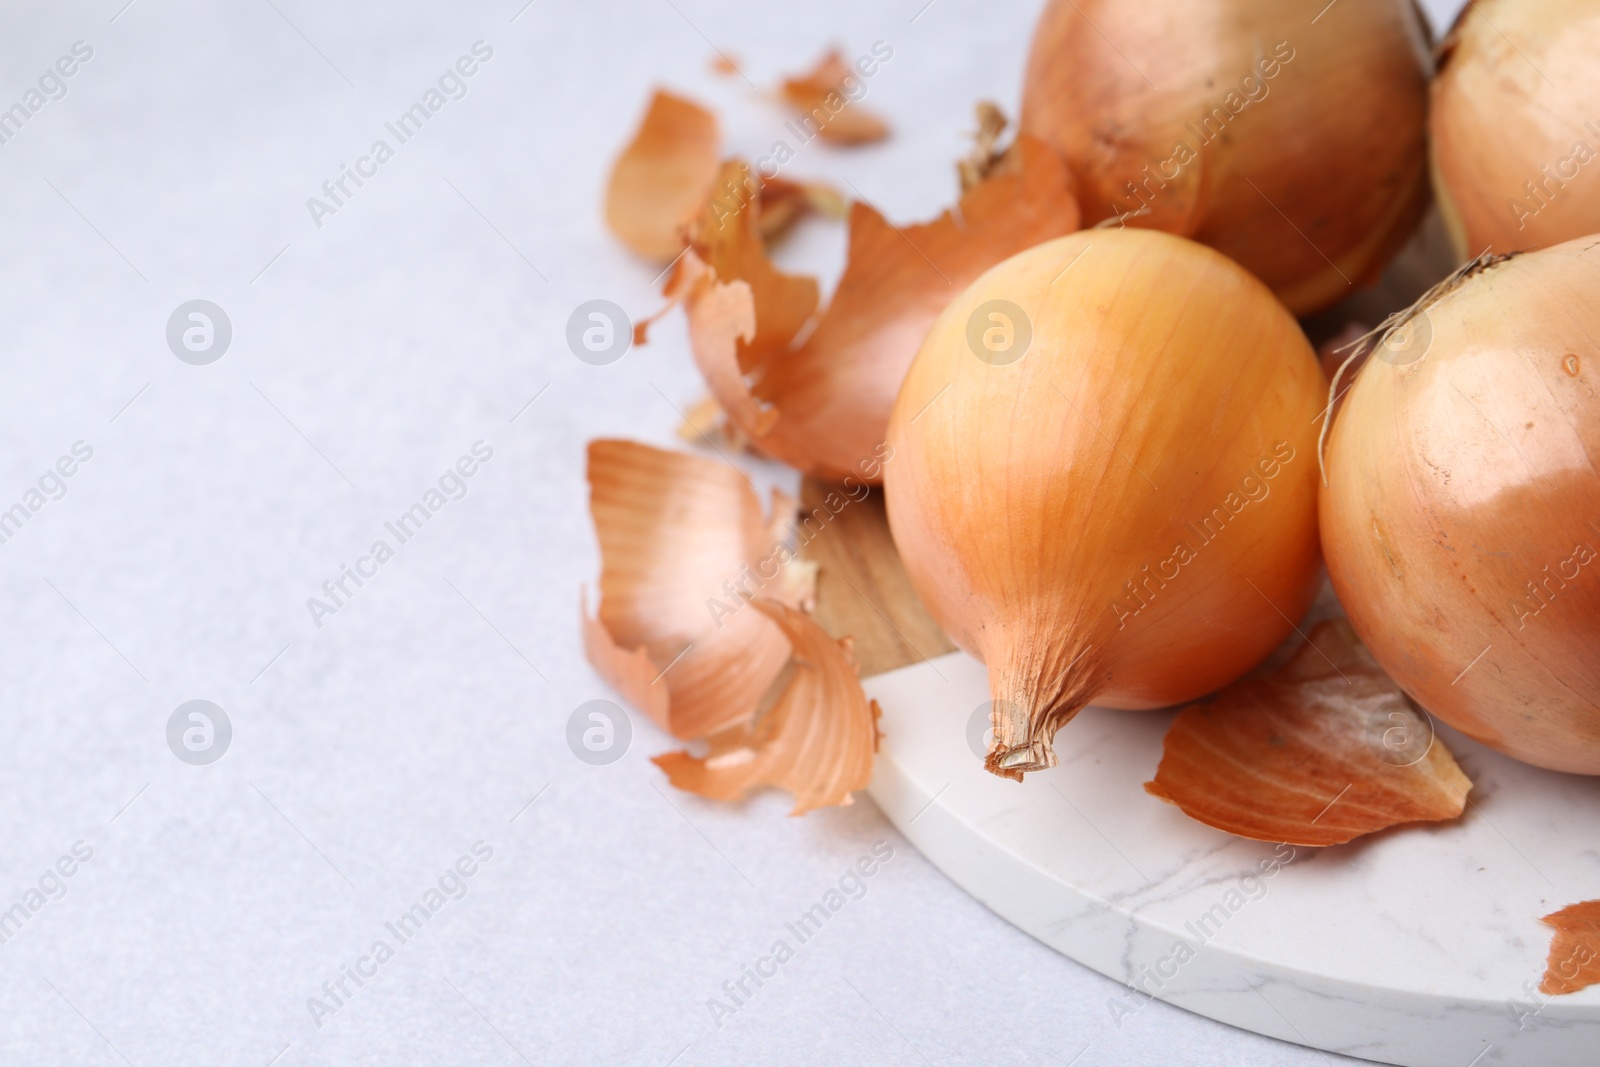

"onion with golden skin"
[885,229,1326,779]
[1019,0,1431,315]
[1431,0,1600,257]
[1322,239,1600,774]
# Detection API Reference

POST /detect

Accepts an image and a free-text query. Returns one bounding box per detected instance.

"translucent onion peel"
[1432,0,1600,257]
[1540,900,1600,996]
[1145,619,1471,846]
[604,90,721,262]
[885,229,1326,780]
[582,439,814,739]
[654,600,882,814]
[779,50,891,145]
[1322,238,1600,773]
[676,139,1081,481]
[1019,0,1431,315]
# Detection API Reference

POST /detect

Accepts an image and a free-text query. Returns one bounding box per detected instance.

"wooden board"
[795,479,955,677]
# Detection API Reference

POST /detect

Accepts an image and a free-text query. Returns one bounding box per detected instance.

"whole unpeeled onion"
[1019,0,1431,315]
[1322,238,1600,774]
[885,229,1326,778]
[1431,0,1600,256]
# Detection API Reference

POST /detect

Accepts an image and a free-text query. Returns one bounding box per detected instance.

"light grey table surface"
[0,1,1466,1064]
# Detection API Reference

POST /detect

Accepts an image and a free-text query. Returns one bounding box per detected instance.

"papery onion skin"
[885,229,1326,779]
[1321,239,1600,774]
[1019,0,1431,315]
[1431,0,1600,257]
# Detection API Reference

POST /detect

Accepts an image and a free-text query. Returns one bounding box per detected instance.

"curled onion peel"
[1147,619,1470,846]
[582,439,814,740]
[1432,0,1600,257]
[604,91,721,262]
[669,139,1080,482]
[886,228,1326,780]
[654,600,882,815]
[1321,238,1600,774]
[1020,0,1431,315]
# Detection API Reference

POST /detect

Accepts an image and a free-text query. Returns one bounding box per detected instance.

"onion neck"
[984,636,1104,781]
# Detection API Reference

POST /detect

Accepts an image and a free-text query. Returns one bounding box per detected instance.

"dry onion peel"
[604,92,842,264]
[676,137,1081,481]
[885,228,1326,780]
[654,599,882,814]
[779,49,891,145]
[583,439,814,739]
[604,90,721,262]
[1019,0,1431,315]
[1540,900,1600,996]
[1321,236,1600,774]
[1145,619,1471,846]
[1432,0,1600,257]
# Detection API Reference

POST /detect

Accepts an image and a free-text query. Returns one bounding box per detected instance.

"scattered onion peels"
[779,49,891,145]
[605,90,721,262]
[1540,900,1600,996]
[1145,619,1471,847]
[654,600,882,814]
[582,439,814,739]
[675,137,1081,481]
[604,92,844,263]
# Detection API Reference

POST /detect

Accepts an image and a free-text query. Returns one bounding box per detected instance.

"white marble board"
[862,652,1600,1067]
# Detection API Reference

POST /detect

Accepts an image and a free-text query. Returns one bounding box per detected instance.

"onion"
[1431,0,1600,257]
[1019,0,1431,315]
[884,228,1326,779]
[1321,238,1600,774]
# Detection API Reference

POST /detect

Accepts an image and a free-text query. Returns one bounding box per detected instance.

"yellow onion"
[1322,238,1600,774]
[1019,0,1431,315]
[1431,0,1600,257]
[884,228,1326,779]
